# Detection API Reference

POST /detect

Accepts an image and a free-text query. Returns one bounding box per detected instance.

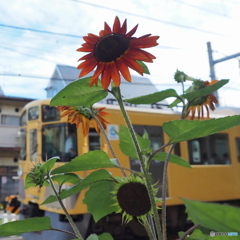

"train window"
[235,138,240,162]
[28,106,39,121]
[30,129,37,162]
[130,125,165,197]
[42,105,60,122]
[19,128,26,160]
[173,142,181,156]
[42,123,77,162]
[132,125,164,150]
[20,111,27,126]
[89,129,100,151]
[188,133,230,165]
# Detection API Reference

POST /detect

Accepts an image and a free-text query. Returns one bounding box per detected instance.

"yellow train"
[18,99,240,240]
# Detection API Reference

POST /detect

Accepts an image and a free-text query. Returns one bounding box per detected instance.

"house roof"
[0,96,34,106]
[47,64,168,108]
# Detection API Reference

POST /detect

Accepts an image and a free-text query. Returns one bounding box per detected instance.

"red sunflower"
[58,106,109,136]
[77,16,159,89]
[185,80,219,120]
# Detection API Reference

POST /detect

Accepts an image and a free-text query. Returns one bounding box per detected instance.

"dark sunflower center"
[117,182,151,217]
[94,33,130,62]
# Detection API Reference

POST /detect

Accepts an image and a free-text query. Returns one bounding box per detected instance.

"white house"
[0,94,33,200]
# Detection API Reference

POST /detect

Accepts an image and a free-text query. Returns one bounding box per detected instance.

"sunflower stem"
[144,217,156,240]
[112,86,162,240]
[147,215,157,239]
[161,143,175,240]
[47,173,83,240]
[92,113,127,177]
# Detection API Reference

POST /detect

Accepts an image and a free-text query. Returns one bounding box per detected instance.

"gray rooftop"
[46,64,167,108]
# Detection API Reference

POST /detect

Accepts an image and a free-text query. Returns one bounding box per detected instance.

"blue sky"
[0,0,240,107]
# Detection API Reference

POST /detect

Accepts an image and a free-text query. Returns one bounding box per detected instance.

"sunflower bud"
[174,69,188,83]
[29,163,47,188]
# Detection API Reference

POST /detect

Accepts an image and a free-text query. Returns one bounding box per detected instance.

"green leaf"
[83,181,117,222]
[125,89,178,105]
[51,173,81,185]
[86,233,113,240]
[152,152,191,168]
[86,234,98,240]
[163,115,240,144]
[41,169,113,205]
[42,156,58,173]
[182,198,240,232]
[25,172,37,189]
[0,217,52,236]
[168,79,228,108]
[168,98,182,108]
[179,228,207,240]
[185,227,233,240]
[183,79,228,102]
[98,233,114,240]
[51,150,116,174]
[118,125,150,159]
[50,77,108,107]
[136,60,150,74]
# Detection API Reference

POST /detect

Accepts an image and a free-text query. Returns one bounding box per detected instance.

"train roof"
[21,98,240,119]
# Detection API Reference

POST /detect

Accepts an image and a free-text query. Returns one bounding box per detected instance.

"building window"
[0,115,19,126]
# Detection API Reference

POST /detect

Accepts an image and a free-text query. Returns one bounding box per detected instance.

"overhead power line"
[1,73,240,91]
[69,0,230,38]
[171,0,232,18]
[0,24,83,38]
[0,1,233,40]
[0,73,177,86]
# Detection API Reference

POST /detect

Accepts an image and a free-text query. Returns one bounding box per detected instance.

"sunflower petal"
[104,21,111,34]
[89,63,105,86]
[116,59,132,82]
[101,64,112,89]
[113,16,121,33]
[126,24,138,38]
[120,19,127,35]
[121,56,144,74]
[110,63,121,87]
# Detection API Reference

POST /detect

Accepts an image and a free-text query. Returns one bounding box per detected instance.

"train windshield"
[42,123,77,162]
[42,105,60,122]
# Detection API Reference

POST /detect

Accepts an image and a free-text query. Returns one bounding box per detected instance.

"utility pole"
[207,41,240,104]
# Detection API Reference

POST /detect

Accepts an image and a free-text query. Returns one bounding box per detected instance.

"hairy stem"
[47,173,83,240]
[92,113,127,177]
[144,217,156,240]
[161,143,175,240]
[112,87,162,240]
[177,224,200,240]
[50,228,79,238]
